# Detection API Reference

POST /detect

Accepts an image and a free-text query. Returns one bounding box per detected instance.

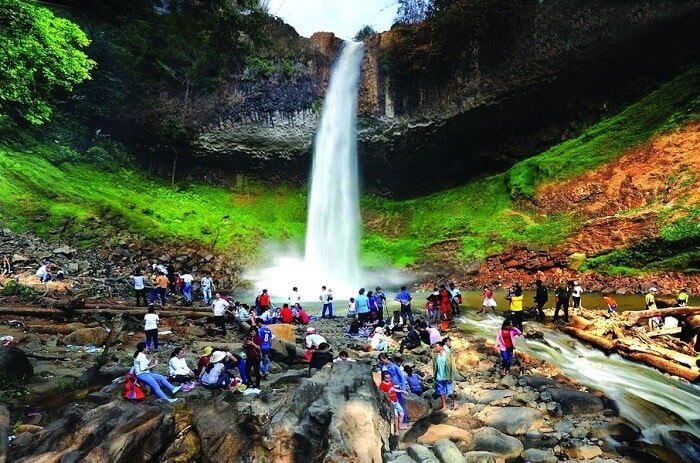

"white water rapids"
[459,315,700,458]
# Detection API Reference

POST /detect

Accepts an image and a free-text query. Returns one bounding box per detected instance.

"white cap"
[649,287,658,292]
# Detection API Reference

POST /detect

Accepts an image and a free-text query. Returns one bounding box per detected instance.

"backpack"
[123,373,145,401]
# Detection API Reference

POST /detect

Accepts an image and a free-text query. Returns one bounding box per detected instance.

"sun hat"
[649,287,658,292]
[374,327,384,335]
[306,327,316,334]
[202,346,213,356]
[210,351,226,363]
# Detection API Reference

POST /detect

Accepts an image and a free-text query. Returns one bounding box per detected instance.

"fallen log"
[0,307,211,319]
[27,322,100,335]
[83,303,210,312]
[625,306,700,325]
[559,325,699,383]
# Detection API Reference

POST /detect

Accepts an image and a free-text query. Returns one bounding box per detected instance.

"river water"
[459,314,700,460]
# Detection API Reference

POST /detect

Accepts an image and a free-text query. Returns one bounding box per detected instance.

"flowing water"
[304,41,364,295]
[459,314,700,459]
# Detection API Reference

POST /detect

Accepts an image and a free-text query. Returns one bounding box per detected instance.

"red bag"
[123,373,145,401]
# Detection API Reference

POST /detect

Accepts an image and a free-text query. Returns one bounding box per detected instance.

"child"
[480,285,497,314]
[347,297,357,318]
[603,293,618,314]
[495,319,521,375]
[379,371,407,435]
[404,365,425,394]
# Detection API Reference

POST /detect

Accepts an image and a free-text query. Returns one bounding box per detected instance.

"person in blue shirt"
[375,286,387,322]
[355,288,370,325]
[256,318,274,379]
[379,353,409,423]
[404,365,425,394]
[395,286,414,324]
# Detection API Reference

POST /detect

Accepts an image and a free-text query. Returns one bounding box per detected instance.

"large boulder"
[545,388,604,415]
[269,324,297,343]
[474,406,544,435]
[407,443,440,463]
[0,346,33,381]
[432,439,467,463]
[64,327,110,346]
[403,392,432,422]
[466,427,523,460]
[417,424,472,445]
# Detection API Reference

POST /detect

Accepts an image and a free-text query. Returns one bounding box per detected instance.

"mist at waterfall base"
[460,315,700,459]
[245,42,408,300]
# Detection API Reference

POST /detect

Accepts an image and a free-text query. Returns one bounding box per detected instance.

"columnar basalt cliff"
[193,1,700,197]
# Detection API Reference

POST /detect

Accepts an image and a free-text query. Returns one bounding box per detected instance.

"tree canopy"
[0,0,95,124]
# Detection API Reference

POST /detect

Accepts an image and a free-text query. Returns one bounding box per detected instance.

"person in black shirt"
[309,342,334,376]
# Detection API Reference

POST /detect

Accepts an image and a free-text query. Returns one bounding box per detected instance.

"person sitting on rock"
[399,325,421,353]
[280,303,294,324]
[347,316,361,335]
[236,304,250,322]
[379,370,407,435]
[168,347,195,383]
[35,260,52,283]
[333,350,356,363]
[293,304,310,325]
[305,327,327,349]
[196,346,213,377]
[132,342,181,403]
[309,342,334,376]
[404,365,426,394]
[387,310,405,333]
[369,327,390,351]
[199,350,232,390]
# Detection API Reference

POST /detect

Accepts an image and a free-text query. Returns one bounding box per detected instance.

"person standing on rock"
[320,285,334,319]
[356,288,370,325]
[553,279,571,324]
[479,285,497,314]
[438,285,452,323]
[149,271,169,307]
[200,272,215,305]
[132,342,181,403]
[181,270,194,303]
[379,370,408,435]
[449,282,461,316]
[534,279,548,321]
[395,286,414,325]
[211,292,231,335]
[677,288,690,307]
[506,282,524,331]
[144,305,160,352]
[256,318,274,379]
[132,268,147,307]
[2,254,13,276]
[432,341,459,411]
[572,280,584,311]
[244,330,262,388]
[375,286,387,321]
[379,353,409,423]
[646,287,662,330]
[495,318,522,375]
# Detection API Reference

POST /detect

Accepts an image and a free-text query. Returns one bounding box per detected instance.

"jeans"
[137,372,176,400]
[150,287,167,306]
[246,357,261,388]
[500,348,514,371]
[401,305,414,324]
[214,315,226,335]
[554,300,569,322]
[322,303,334,318]
[183,282,192,301]
[202,287,212,305]
[135,288,146,307]
[261,348,271,375]
[145,329,159,351]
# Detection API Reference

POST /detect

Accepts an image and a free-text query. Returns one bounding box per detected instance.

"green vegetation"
[0,0,95,124]
[507,66,700,198]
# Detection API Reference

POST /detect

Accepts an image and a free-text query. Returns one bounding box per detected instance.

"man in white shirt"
[319,285,334,319]
[211,293,230,336]
[289,286,301,305]
[181,271,194,302]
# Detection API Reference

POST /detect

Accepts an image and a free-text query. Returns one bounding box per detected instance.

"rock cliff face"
[193,1,700,197]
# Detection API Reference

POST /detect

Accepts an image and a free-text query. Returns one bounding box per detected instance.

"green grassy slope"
[1,66,698,272]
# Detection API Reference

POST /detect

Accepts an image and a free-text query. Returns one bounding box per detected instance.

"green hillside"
[1,66,698,272]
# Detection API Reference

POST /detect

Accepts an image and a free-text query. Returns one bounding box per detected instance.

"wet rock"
[417,424,472,445]
[521,448,557,463]
[474,406,544,436]
[602,421,641,442]
[519,375,557,390]
[545,388,604,415]
[407,443,440,463]
[0,346,33,381]
[432,438,466,463]
[660,430,700,463]
[466,426,523,460]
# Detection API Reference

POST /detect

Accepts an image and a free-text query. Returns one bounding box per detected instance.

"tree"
[354,25,376,41]
[0,0,95,124]
[395,0,432,24]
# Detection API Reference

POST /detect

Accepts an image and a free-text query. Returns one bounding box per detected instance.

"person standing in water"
[495,319,522,375]
[479,285,497,314]
[534,279,548,321]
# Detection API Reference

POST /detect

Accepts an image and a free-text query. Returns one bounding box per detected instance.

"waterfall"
[303,41,364,294]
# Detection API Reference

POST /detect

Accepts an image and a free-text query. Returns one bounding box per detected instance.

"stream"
[459,314,700,461]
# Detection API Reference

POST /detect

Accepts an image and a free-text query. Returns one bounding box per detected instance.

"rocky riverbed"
[1,298,670,463]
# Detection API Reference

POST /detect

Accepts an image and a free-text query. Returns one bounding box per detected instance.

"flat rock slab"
[518,375,558,390]
[474,406,544,435]
[545,387,604,415]
[417,424,472,445]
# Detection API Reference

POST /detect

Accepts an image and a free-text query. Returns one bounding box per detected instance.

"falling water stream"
[459,315,700,460]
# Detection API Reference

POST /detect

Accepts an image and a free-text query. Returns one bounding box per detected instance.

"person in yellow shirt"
[677,288,690,307]
[506,282,524,331]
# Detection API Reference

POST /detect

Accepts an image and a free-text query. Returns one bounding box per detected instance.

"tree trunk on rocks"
[35,296,86,312]
[80,316,124,386]
[626,306,700,325]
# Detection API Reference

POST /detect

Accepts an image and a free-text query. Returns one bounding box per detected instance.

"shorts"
[435,380,453,396]
[391,401,404,416]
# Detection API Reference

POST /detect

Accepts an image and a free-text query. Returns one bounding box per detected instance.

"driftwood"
[0,306,212,319]
[559,325,700,383]
[25,352,67,361]
[35,296,86,311]
[625,306,700,324]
